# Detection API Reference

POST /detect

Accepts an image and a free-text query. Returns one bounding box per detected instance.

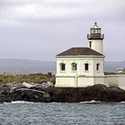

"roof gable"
[56,47,104,56]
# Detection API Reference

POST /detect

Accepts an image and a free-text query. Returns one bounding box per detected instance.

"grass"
[0,73,55,84]
[104,72,125,75]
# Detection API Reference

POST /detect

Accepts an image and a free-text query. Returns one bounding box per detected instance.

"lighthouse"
[55,22,108,87]
[87,22,104,54]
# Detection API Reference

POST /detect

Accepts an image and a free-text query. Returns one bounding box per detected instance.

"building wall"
[77,77,94,87]
[56,76,108,87]
[88,39,103,54]
[56,56,104,76]
[108,75,125,90]
[56,76,76,87]
[55,56,107,87]
[77,76,108,87]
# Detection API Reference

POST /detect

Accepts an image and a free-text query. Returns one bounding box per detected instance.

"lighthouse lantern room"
[87,22,104,54]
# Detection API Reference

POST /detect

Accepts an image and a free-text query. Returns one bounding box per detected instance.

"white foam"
[119,101,125,104]
[11,101,31,104]
[3,101,34,104]
[80,100,101,104]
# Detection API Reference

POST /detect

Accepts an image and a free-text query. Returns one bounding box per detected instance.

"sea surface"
[0,101,125,125]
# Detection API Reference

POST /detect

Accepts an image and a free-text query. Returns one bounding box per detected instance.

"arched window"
[60,63,65,71]
[72,63,77,71]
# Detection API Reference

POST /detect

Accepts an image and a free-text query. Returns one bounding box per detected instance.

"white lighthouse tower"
[87,22,104,54]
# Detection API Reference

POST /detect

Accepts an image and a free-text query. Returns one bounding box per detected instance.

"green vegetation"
[104,72,125,75]
[0,73,55,84]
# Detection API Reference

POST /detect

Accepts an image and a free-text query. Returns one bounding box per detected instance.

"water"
[0,101,125,125]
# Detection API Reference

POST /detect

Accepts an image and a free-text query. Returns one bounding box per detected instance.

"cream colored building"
[108,75,125,90]
[55,23,108,87]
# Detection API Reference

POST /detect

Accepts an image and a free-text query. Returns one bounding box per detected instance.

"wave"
[79,100,101,104]
[11,101,32,104]
[119,101,125,104]
[4,101,35,104]
[3,100,125,104]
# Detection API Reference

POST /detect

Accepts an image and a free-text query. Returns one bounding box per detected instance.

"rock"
[45,84,125,103]
[43,93,50,98]
[0,82,51,103]
[0,83,125,103]
[22,82,34,88]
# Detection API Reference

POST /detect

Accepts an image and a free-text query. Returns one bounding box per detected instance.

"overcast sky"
[0,0,125,62]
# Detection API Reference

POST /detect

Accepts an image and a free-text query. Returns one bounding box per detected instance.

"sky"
[0,0,125,62]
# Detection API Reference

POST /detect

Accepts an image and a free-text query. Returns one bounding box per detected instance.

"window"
[60,63,65,71]
[89,41,92,48]
[85,63,89,71]
[72,63,77,71]
[96,63,99,71]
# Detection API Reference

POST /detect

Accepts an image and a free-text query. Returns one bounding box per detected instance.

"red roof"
[56,47,104,56]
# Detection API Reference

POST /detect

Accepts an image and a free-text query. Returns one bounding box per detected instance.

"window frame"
[96,63,99,71]
[72,63,77,71]
[89,41,92,48]
[60,63,65,71]
[85,63,89,71]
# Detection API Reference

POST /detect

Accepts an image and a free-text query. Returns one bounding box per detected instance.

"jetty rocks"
[0,82,125,103]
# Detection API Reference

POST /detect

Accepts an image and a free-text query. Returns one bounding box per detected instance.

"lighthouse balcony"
[87,34,104,40]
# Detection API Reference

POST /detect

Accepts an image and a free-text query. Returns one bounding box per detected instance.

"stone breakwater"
[0,82,125,103]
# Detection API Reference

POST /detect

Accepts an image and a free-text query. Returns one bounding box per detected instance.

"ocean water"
[0,101,125,125]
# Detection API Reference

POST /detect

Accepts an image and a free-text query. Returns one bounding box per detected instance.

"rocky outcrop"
[45,84,125,102]
[0,82,53,103]
[0,83,125,103]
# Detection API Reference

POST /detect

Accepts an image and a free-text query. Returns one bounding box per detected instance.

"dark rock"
[9,88,50,102]
[45,84,125,103]
[0,83,125,103]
